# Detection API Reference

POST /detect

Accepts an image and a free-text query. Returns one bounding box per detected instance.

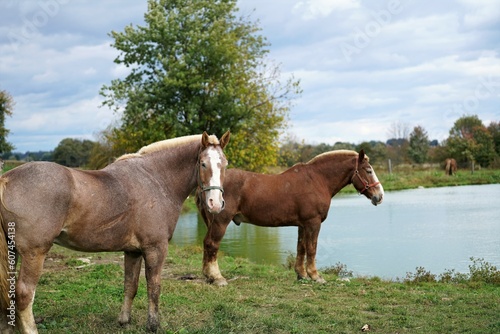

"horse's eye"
[201,162,207,169]
[366,169,372,174]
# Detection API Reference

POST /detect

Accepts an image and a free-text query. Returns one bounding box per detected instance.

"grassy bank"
[339,167,500,194]
[29,245,500,333]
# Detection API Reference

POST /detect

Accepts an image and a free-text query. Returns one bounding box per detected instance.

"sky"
[1,0,499,153]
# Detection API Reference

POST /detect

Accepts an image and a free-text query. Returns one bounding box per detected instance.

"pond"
[171,184,500,279]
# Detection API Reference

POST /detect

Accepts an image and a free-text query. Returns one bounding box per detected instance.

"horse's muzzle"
[206,197,225,213]
[371,194,383,206]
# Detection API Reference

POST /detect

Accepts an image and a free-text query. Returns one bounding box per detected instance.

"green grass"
[338,167,500,194]
[28,245,500,333]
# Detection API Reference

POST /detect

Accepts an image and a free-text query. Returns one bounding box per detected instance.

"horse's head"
[351,149,384,206]
[198,130,230,213]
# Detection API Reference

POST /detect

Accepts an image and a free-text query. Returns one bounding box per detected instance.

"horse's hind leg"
[119,251,143,327]
[295,226,307,280]
[304,222,326,283]
[143,245,167,332]
[16,250,47,334]
[0,313,14,334]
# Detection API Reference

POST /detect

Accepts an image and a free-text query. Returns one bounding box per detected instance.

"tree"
[278,134,304,167]
[387,121,410,142]
[53,138,95,167]
[0,89,15,153]
[471,126,495,167]
[448,115,482,140]
[446,115,496,167]
[386,121,409,165]
[487,121,500,156]
[100,0,301,170]
[408,125,429,163]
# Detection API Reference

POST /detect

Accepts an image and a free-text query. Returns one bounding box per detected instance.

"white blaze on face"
[371,168,384,204]
[205,146,224,212]
[373,169,384,193]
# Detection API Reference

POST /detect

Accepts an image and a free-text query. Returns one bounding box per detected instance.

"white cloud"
[458,0,500,29]
[1,0,499,152]
[292,0,360,20]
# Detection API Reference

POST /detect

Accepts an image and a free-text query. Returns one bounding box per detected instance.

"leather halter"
[200,184,224,193]
[351,156,380,194]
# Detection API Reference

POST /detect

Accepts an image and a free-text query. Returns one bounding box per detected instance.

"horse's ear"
[358,149,365,163]
[202,131,210,148]
[220,130,230,149]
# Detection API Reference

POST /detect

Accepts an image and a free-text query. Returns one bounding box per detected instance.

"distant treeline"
[2,115,499,171]
[2,151,53,162]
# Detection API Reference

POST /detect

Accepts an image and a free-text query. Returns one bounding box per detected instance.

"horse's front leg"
[16,250,47,334]
[295,226,307,280]
[143,245,167,332]
[118,251,142,327]
[304,222,326,283]
[203,216,229,286]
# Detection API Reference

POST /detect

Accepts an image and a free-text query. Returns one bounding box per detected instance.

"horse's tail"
[0,177,11,311]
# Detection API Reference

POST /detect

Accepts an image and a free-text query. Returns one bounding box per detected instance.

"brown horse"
[0,131,230,333]
[445,158,457,175]
[198,149,384,286]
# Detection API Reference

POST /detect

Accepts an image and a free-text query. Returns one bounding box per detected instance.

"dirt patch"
[42,246,208,283]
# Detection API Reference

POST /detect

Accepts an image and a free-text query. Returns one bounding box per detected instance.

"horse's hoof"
[213,278,228,287]
[314,277,327,284]
[147,316,159,332]
[146,322,159,333]
[118,312,131,326]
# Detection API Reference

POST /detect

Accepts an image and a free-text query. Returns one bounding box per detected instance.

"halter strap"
[351,156,380,194]
[200,185,224,193]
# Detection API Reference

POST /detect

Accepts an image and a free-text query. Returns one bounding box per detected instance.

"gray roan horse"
[198,149,384,286]
[0,131,230,333]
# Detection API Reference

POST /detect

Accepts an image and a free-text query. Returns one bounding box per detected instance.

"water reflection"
[171,184,500,279]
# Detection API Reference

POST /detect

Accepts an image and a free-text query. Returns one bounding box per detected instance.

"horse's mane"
[307,150,356,164]
[116,134,220,161]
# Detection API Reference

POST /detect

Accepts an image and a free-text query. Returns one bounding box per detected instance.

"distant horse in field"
[198,149,384,286]
[445,158,457,176]
[0,131,230,333]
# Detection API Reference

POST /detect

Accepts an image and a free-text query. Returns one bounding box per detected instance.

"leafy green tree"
[447,115,496,167]
[53,138,95,167]
[0,89,15,153]
[408,125,429,163]
[100,0,300,170]
[487,121,500,156]
[448,115,483,140]
[471,126,496,167]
